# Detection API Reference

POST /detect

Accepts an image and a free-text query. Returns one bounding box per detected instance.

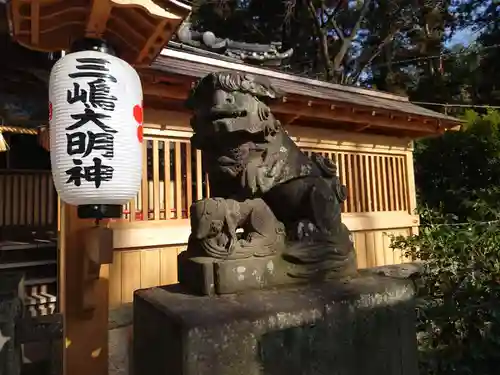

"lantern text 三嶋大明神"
[64,57,118,189]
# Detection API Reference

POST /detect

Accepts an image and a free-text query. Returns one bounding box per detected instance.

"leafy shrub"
[415,109,500,222]
[391,209,500,375]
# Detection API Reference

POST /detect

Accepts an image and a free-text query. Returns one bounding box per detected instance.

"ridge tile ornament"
[49,39,143,219]
[176,22,293,66]
[178,71,357,295]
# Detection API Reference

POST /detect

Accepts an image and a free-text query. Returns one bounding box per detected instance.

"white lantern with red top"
[48,40,143,219]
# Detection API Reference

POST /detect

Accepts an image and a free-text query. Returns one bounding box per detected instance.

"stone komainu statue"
[185,71,356,279]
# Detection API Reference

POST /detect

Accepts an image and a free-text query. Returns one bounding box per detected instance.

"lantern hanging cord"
[0,125,46,152]
[0,125,39,135]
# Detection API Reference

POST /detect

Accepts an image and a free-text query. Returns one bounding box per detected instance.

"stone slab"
[108,305,134,375]
[109,326,132,375]
[134,274,419,375]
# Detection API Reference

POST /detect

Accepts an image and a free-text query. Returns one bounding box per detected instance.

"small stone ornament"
[188,197,286,260]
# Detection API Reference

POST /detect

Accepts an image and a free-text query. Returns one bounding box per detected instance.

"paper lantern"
[49,47,143,218]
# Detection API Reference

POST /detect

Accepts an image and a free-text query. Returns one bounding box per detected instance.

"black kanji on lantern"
[66,131,114,158]
[67,82,87,105]
[64,54,119,189]
[66,157,114,188]
[67,108,117,134]
[68,57,117,83]
[67,79,117,111]
[88,79,117,111]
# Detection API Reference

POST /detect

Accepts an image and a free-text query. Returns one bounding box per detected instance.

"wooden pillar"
[405,144,419,236]
[59,203,110,375]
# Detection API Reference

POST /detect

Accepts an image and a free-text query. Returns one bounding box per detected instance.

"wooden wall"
[352,228,412,269]
[109,245,184,306]
[107,228,413,307]
[106,109,419,308]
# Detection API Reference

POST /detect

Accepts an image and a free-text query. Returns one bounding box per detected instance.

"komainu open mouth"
[208,108,248,121]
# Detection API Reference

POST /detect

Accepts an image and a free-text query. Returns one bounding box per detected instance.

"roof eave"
[147,47,461,134]
[157,46,411,103]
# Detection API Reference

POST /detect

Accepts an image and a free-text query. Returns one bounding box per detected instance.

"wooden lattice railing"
[0,134,413,227]
[119,134,412,222]
[122,137,209,221]
[302,149,409,213]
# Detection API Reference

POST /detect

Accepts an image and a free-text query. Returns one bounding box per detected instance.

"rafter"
[7,0,191,64]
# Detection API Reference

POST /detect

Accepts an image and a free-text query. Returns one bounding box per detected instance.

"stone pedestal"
[133,274,418,375]
[178,252,301,296]
[177,251,357,296]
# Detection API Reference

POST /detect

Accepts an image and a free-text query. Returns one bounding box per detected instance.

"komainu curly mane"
[185,71,283,109]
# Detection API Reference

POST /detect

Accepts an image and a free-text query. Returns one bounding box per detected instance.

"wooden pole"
[405,145,419,236]
[59,203,110,375]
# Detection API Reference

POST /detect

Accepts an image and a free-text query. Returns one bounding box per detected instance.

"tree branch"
[349,31,397,84]
[332,0,372,74]
[322,1,344,40]
[321,2,344,41]
[304,0,334,81]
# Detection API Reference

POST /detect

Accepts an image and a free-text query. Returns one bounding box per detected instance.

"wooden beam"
[60,204,109,375]
[275,102,441,132]
[109,211,420,250]
[405,150,418,235]
[7,0,21,36]
[85,0,112,38]
[30,1,40,45]
[276,113,301,125]
[143,82,189,100]
[355,124,371,132]
[271,98,438,133]
[274,103,437,132]
[137,19,169,64]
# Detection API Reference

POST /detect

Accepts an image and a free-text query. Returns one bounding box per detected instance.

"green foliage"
[187,0,498,103]
[188,0,454,89]
[397,110,500,375]
[415,109,500,221]
[391,211,500,375]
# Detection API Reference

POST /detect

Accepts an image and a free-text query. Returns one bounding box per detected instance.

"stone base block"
[134,274,419,375]
[178,252,303,296]
[178,251,357,296]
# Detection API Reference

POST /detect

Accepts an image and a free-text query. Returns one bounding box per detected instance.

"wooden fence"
[303,150,409,214]
[117,137,411,223]
[121,138,208,221]
[0,169,58,238]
